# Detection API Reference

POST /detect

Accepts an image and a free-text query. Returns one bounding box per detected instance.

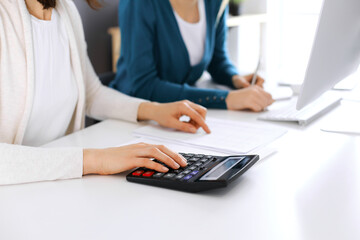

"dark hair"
[37,0,102,10]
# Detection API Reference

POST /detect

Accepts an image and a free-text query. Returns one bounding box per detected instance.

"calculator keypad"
[130,153,216,182]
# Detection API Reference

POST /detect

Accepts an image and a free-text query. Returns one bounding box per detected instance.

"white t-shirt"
[173,0,206,66]
[23,9,78,147]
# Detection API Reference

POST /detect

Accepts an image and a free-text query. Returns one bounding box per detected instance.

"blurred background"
[74,0,323,85]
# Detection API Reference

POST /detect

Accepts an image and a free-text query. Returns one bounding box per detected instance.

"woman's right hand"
[226,85,275,112]
[83,143,187,175]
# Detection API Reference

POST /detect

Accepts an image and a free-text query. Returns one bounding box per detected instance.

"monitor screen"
[296,0,360,110]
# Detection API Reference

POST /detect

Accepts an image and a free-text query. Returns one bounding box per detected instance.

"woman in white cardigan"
[0,0,211,185]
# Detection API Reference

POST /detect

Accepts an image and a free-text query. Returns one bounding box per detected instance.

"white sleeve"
[84,56,147,123]
[0,143,83,185]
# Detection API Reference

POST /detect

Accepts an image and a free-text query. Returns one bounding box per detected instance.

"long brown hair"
[37,0,102,10]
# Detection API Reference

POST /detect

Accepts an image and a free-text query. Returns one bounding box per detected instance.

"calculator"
[126,153,259,192]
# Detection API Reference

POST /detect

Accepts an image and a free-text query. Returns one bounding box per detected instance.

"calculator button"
[191,170,199,175]
[183,170,191,175]
[189,166,197,170]
[188,157,200,161]
[194,162,202,167]
[175,174,185,180]
[142,171,155,177]
[164,173,176,179]
[195,154,204,158]
[200,158,209,163]
[153,173,165,178]
[173,169,183,174]
[183,175,193,181]
[132,170,144,176]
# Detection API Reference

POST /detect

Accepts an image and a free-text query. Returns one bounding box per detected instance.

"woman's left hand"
[138,100,211,134]
[232,74,265,89]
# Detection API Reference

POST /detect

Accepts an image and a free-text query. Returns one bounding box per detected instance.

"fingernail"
[174,163,180,169]
[181,156,187,165]
[161,166,169,172]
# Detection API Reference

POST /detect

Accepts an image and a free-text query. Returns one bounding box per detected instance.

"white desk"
[1,99,360,240]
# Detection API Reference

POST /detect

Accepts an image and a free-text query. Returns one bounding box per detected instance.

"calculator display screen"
[200,157,245,181]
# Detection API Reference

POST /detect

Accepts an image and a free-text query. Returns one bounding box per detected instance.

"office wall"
[228,0,267,74]
[242,0,267,14]
[74,0,119,74]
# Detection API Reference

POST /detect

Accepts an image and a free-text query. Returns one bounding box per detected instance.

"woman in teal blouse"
[110,0,274,111]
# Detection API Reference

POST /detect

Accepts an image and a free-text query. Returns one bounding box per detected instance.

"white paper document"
[124,137,278,161]
[133,118,287,154]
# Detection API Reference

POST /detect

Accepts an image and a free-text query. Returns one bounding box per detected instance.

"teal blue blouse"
[110,0,239,109]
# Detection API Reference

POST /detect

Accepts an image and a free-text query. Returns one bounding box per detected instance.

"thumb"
[238,77,251,88]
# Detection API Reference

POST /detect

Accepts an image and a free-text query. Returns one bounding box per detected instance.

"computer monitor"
[296,0,360,110]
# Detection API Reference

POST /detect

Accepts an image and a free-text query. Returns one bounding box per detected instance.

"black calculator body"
[126,153,259,193]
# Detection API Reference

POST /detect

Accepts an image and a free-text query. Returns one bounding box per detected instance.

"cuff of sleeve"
[183,85,229,109]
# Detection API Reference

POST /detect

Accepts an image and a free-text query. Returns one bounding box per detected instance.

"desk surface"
[1,98,360,240]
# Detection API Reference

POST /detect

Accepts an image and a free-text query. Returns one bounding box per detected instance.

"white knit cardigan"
[0,0,146,185]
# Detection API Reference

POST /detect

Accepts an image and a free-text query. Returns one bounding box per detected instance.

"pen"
[251,58,261,85]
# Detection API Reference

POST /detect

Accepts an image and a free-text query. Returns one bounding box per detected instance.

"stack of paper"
[133,118,287,154]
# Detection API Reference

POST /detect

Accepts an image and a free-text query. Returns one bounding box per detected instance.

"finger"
[248,102,263,112]
[186,101,208,119]
[257,90,271,107]
[169,119,198,133]
[142,146,181,169]
[258,89,274,106]
[156,145,187,167]
[239,77,251,88]
[252,87,272,108]
[135,158,169,172]
[256,76,265,87]
[189,119,200,130]
[180,104,211,134]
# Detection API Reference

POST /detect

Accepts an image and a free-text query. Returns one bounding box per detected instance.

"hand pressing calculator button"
[127,153,260,193]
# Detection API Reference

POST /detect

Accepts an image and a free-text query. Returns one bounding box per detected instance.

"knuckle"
[136,158,147,167]
[177,102,185,110]
[158,144,166,150]
[150,146,158,154]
